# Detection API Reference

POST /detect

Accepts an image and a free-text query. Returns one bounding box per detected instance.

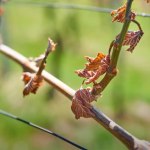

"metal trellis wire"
[3,1,150,18]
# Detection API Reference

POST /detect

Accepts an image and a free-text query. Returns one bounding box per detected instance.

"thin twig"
[37,38,56,76]
[1,44,150,149]
[3,1,150,18]
[0,109,87,150]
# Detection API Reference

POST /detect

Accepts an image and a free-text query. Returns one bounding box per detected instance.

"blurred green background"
[0,0,150,150]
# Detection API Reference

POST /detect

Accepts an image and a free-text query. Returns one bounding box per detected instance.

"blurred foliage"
[0,0,150,150]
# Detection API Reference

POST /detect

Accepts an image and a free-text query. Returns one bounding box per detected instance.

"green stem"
[92,0,133,96]
[110,0,133,71]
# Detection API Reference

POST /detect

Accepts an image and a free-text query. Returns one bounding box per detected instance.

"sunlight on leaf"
[75,53,110,84]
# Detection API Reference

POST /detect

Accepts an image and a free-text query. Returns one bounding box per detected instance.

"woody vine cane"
[0,0,150,150]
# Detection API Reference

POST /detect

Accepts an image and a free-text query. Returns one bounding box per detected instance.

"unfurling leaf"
[75,53,110,84]
[71,88,96,119]
[22,72,43,97]
[116,30,144,52]
[111,3,136,23]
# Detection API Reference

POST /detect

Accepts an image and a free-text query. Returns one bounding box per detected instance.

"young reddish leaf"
[22,72,43,97]
[111,3,136,23]
[116,30,144,52]
[71,88,96,119]
[75,53,110,84]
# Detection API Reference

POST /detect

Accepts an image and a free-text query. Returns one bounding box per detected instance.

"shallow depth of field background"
[0,0,150,150]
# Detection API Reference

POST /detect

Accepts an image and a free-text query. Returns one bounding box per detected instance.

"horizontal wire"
[3,1,150,18]
[0,109,87,150]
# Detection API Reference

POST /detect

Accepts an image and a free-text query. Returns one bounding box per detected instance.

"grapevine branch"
[0,0,150,149]
[0,44,150,149]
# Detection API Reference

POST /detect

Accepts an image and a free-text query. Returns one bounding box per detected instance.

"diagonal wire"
[0,109,87,150]
[4,1,150,18]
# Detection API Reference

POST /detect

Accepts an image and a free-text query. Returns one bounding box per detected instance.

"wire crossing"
[0,109,87,150]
